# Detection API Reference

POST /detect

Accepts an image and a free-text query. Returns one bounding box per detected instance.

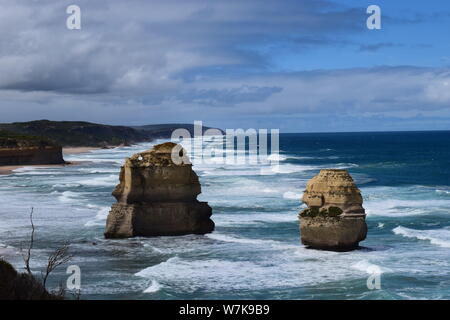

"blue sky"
[271,0,450,71]
[0,0,449,132]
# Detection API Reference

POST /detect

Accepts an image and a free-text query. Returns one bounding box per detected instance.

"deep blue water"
[1,131,449,299]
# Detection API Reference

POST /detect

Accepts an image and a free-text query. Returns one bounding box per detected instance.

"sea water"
[0,131,449,300]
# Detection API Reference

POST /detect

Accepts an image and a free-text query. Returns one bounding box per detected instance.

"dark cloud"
[177,85,283,106]
[0,0,365,94]
[0,0,449,132]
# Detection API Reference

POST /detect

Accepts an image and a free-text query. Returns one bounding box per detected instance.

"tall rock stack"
[104,142,214,238]
[299,169,367,251]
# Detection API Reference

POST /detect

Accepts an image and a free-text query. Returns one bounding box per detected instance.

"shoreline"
[0,147,99,175]
[63,146,101,155]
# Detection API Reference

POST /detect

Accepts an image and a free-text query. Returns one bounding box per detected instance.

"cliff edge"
[0,130,64,166]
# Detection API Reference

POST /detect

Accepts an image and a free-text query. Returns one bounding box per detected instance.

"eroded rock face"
[0,146,64,166]
[299,169,367,251]
[105,142,214,238]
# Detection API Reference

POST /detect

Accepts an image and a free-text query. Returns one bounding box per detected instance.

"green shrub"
[328,206,343,217]
[300,206,343,218]
[300,207,319,217]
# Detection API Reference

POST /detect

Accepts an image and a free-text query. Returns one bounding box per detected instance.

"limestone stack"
[299,169,367,251]
[104,142,214,238]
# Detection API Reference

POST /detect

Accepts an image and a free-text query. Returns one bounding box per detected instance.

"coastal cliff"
[105,142,214,238]
[299,169,367,251]
[0,130,64,166]
[0,120,223,147]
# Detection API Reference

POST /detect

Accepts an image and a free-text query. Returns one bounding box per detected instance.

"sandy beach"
[63,147,100,155]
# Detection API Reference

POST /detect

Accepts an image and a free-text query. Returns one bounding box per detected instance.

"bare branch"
[42,243,73,289]
[18,207,76,299]
[22,207,35,275]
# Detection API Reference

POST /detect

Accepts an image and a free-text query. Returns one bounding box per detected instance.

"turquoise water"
[1,131,449,299]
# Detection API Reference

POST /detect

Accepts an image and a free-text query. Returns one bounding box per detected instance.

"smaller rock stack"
[105,142,214,238]
[299,169,367,251]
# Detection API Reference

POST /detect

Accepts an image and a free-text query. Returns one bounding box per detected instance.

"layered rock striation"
[299,169,367,251]
[0,146,64,166]
[105,142,214,238]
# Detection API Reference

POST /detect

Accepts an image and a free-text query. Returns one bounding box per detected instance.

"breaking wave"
[393,226,450,248]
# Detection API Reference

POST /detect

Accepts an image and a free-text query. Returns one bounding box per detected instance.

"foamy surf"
[85,206,110,227]
[58,191,82,203]
[78,175,118,187]
[143,280,162,293]
[351,260,391,274]
[283,191,302,200]
[393,226,450,248]
[1,134,450,300]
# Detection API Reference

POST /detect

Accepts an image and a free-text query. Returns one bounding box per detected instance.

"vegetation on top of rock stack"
[0,120,153,147]
[300,206,343,218]
[128,142,189,167]
[0,130,57,148]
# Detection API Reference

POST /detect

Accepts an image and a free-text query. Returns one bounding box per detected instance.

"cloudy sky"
[1,0,450,132]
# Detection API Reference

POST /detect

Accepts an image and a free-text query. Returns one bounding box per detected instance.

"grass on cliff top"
[0,130,56,148]
[0,120,152,147]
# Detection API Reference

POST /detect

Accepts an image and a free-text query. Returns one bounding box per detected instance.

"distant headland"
[0,120,222,173]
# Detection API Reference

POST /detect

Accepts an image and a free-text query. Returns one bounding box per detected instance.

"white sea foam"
[206,233,284,246]
[85,207,110,227]
[0,243,17,257]
[393,226,450,248]
[203,169,260,176]
[334,163,359,169]
[351,260,390,274]
[363,193,450,217]
[143,280,162,293]
[206,233,314,253]
[260,164,319,175]
[212,212,297,226]
[282,191,302,200]
[52,183,82,188]
[13,168,65,175]
[78,174,118,187]
[58,191,82,203]
[2,140,450,299]
[134,249,372,293]
[78,168,119,174]
[267,154,286,161]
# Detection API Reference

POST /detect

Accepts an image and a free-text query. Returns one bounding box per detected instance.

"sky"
[0,0,449,132]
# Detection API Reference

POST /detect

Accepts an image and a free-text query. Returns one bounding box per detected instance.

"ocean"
[1,131,449,300]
